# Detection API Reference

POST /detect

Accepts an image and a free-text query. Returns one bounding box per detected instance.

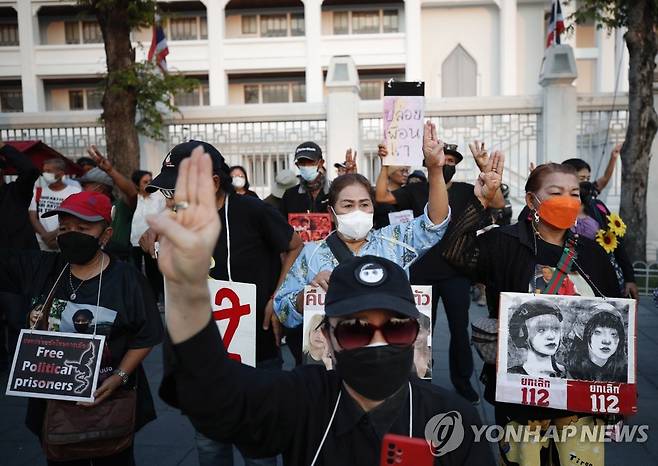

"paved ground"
[2,297,657,466]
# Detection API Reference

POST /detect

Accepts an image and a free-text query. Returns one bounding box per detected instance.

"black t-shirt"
[392,181,474,283]
[211,193,293,362]
[0,250,163,433]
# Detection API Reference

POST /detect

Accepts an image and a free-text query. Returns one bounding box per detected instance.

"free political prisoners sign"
[383,81,425,167]
[302,285,433,379]
[6,330,104,402]
[496,292,637,415]
[208,279,257,367]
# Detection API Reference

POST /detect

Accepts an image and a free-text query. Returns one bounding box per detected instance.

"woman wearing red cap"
[0,190,163,465]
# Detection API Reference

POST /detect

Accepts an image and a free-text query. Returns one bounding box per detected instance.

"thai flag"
[148,16,169,72]
[546,0,565,48]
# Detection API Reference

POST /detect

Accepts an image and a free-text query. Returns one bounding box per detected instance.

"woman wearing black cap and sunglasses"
[155,149,494,466]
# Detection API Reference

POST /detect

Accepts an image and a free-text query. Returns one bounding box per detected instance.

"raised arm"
[88,145,138,210]
[595,143,620,192]
[0,142,40,201]
[151,148,306,456]
[375,144,397,205]
[469,140,505,209]
[423,121,449,225]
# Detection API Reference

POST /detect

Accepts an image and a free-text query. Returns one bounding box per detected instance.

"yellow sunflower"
[596,229,618,254]
[607,213,626,237]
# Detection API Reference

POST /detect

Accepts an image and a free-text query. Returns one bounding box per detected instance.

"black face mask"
[57,231,102,265]
[579,181,597,204]
[443,165,456,184]
[334,344,414,401]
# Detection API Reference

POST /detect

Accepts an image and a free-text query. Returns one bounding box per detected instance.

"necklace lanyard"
[310,381,413,466]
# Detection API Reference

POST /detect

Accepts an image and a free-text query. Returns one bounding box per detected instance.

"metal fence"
[360,112,541,205]
[633,261,658,296]
[167,120,327,196]
[576,108,629,212]
[0,126,107,159]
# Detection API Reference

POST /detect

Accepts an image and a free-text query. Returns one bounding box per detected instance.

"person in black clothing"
[0,191,162,465]
[147,140,303,466]
[441,158,627,465]
[0,141,41,369]
[280,141,330,218]
[152,149,494,465]
[375,140,505,404]
[566,165,638,300]
[230,165,259,198]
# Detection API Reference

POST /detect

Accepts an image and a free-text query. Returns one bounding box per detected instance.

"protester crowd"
[0,122,643,466]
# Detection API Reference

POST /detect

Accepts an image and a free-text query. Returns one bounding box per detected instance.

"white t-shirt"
[130,192,167,247]
[29,183,82,251]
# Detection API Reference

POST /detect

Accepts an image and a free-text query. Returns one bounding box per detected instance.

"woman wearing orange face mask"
[441,162,625,466]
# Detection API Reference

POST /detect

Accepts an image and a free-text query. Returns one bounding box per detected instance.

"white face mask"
[332,207,373,241]
[42,172,58,185]
[299,165,319,182]
[232,176,246,189]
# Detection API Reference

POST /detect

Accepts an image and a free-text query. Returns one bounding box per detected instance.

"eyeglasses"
[161,189,175,199]
[324,318,420,350]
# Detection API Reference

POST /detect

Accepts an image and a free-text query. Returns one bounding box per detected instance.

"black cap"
[325,256,419,319]
[147,140,229,193]
[443,143,463,164]
[294,141,323,163]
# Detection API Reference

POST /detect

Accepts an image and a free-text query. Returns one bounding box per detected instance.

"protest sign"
[6,329,104,402]
[383,81,425,167]
[302,284,433,379]
[496,292,637,415]
[208,279,257,367]
[288,213,332,243]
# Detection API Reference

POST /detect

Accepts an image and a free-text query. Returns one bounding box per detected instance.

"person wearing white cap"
[264,169,298,212]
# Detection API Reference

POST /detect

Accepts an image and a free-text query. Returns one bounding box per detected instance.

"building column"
[303,0,323,103]
[325,56,360,171]
[539,44,578,164]
[499,0,517,95]
[404,0,421,81]
[16,2,43,112]
[204,0,228,106]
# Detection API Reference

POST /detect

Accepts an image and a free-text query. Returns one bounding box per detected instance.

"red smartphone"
[380,434,434,466]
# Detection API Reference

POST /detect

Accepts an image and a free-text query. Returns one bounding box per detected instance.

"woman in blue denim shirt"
[274,122,451,329]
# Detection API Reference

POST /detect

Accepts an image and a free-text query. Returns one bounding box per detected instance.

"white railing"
[633,261,658,296]
[0,94,629,204]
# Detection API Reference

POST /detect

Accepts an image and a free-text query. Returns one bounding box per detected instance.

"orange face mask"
[534,195,581,230]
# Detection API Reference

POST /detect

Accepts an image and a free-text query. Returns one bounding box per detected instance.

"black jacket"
[0,144,40,250]
[160,321,494,466]
[441,195,622,422]
[279,182,329,218]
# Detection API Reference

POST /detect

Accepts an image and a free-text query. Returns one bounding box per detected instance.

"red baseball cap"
[42,192,112,224]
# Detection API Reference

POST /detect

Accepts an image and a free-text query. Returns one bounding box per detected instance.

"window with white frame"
[174,81,210,106]
[0,87,22,112]
[0,22,19,46]
[243,82,306,104]
[242,15,257,34]
[236,12,304,37]
[64,20,102,44]
[332,9,399,35]
[168,15,207,41]
[67,88,104,110]
[260,14,288,37]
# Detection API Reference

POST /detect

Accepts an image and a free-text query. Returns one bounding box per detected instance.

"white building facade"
[2,0,657,262]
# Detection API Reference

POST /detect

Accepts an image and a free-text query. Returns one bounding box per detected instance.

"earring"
[533,210,540,224]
